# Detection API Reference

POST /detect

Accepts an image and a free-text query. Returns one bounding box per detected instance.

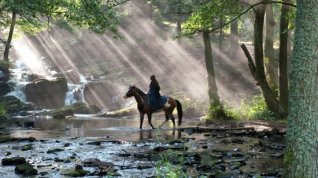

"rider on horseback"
[148,75,167,111]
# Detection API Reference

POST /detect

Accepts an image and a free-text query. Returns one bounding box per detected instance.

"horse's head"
[124,85,137,99]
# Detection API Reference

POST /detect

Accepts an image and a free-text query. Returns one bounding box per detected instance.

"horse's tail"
[176,100,183,126]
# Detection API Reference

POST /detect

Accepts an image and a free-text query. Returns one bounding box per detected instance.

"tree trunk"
[230,19,239,56]
[176,0,182,45]
[264,4,277,90]
[285,1,318,177]
[241,3,285,116]
[278,0,290,115]
[3,11,16,62]
[218,16,223,60]
[254,4,266,82]
[202,31,220,106]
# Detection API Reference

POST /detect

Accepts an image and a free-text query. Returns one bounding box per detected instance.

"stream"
[0,115,285,177]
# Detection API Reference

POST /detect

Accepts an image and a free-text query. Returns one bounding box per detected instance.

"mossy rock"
[0,136,18,143]
[62,166,90,177]
[15,163,38,176]
[47,148,64,154]
[66,102,101,114]
[2,157,26,165]
[52,109,74,119]
[21,144,33,151]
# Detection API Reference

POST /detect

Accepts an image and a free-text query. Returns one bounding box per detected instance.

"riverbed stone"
[15,163,38,176]
[2,157,26,165]
[47,148,64,154]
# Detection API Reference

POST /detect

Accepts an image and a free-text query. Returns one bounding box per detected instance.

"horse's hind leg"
[140,114,145,129]
[170,114,176,129]
[147,113,155,129]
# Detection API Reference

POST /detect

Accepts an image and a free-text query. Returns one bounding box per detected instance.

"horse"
[124,85,183,129]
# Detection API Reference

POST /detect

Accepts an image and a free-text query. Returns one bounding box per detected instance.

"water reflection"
[10,117,185,142]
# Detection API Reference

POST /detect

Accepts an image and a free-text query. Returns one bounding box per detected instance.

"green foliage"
[0,0,122,35]
[205,95,277,120]
[154,150,187,178]
[240,95,275,120]
[206,103,226,120]
[182,0,241,36]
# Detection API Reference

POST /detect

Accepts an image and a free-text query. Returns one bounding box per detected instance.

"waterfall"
[7,59,88,107]
[6,60,30,102]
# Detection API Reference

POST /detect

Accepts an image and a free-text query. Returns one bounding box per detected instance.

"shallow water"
[1,116,285,177]
[10,115,185,141]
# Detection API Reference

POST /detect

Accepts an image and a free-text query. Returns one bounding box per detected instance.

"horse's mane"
[133,86,147,96]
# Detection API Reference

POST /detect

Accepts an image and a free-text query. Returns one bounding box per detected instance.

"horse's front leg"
[147,113,155,129]
[159,113,169,129]
[140,113,145,129]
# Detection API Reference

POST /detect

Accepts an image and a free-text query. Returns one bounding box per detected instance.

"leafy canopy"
[183,0,241,35]
[0,0,124,35]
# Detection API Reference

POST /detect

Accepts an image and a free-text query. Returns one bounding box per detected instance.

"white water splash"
[64,74,88,105]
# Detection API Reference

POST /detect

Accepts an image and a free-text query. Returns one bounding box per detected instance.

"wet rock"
[0,136,18,143]
[54,157,64,162]
[47,148,64,154]
[52,108,74,119]
[0,83,11,97]
[21,144,33,151]
[66,102,101,114]
[83,158,113,167]
[137,163,153,170]
[153,146,168,152]
[87,141,102,145]
[0,96,26,113]
[220,139,231,144]
[2,157,26,165]
[168,139,183,145]
[224,157,247,164]
[62,164,90,177]
[231,138,244,144]
[134,153,151,159]
[25,78,68,108]
[64,143,71,147]
[15,163,38,176]
[83,158,117,176]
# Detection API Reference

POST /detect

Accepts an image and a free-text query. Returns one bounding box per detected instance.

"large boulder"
[24,77,68,109]
[0,96,32,113]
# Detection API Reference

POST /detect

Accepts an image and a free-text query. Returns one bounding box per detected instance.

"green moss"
[0,136,18,143]
[15,163,38,176]
[63,169,90,177]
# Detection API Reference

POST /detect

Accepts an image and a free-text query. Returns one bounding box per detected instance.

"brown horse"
[124,85,183,129]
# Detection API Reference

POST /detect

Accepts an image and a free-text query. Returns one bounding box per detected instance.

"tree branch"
[207,1,296,33]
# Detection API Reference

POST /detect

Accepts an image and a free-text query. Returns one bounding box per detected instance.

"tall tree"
[278,0,291,115]
[264,4,277,90]
[183,0,240,118]
[285,1,318,177]
[242,2,285,116]
[203,30,221,106]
